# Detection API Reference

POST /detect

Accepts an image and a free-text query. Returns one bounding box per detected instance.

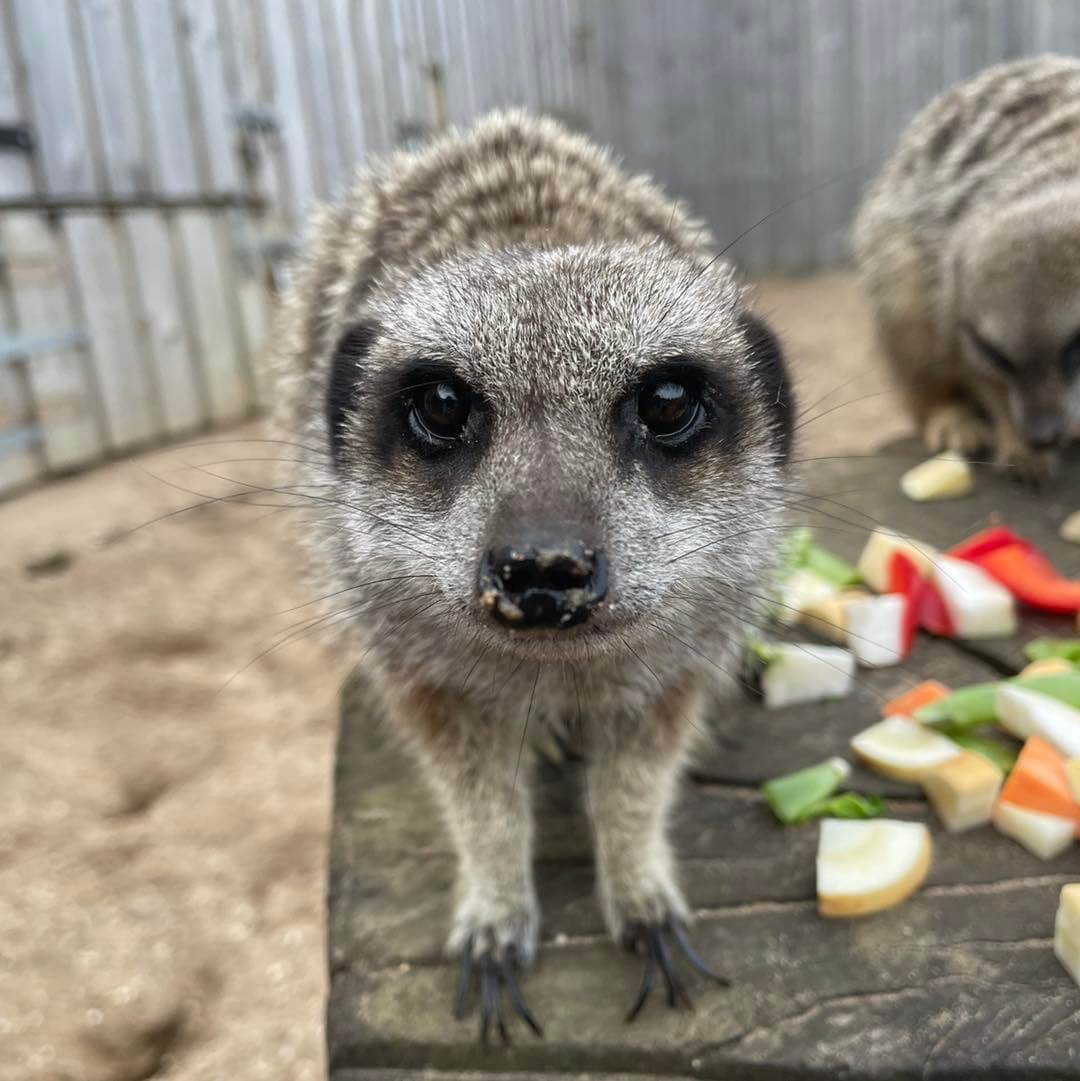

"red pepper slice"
[949,526,1080,614]
[888,551,955,640]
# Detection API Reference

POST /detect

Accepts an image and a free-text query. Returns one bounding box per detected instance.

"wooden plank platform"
[327,441,1080,1080]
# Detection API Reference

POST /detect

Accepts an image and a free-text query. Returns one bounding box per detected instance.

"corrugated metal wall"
[2,1,1079,493]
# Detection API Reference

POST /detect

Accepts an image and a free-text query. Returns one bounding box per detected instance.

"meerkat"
[853,55,1080,479]
[273,111,793,1039]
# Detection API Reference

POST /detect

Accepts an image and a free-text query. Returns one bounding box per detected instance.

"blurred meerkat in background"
[853,55,1080,480]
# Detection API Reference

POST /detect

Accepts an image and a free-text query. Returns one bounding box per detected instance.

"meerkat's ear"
[326,321,381,467]
[739,312,794,461]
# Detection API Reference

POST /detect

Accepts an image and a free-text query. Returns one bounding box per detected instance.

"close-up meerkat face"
[954,197,1080,448]
[325,242,791,664]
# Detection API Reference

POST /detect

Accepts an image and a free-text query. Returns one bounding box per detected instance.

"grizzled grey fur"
[853,55,1080,477]
[272,111,792,1020]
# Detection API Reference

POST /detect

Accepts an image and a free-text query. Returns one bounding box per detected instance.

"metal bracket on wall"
[0,424,43,457]
[0,330,89,368]
[232,106,279,135]
[0,124,34,152]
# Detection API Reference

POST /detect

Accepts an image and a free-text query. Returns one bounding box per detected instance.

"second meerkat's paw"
[602,873,729,1021]
[447,896,543,1044]
[993,429,1058,488]
[922,402,992,455]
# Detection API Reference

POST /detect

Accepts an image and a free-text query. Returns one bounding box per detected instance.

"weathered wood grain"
[328,442,1080,1079]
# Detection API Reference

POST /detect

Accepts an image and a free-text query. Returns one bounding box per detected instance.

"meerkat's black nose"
[478,542,607,629]
[1024,412,1064,450]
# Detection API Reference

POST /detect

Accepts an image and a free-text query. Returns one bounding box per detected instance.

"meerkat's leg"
[393,685,543,1042]
[968,378,1056,484]
[585,679,728,1020]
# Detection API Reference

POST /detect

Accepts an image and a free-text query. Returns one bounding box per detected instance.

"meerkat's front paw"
[601,872,729,1021]
[448,896,543,1043]
[923,402,992,455]
[994,436,1057,488]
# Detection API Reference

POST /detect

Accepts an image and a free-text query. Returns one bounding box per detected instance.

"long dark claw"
[671,921,731,986]
[453,941,543,1044]
[624,919,730,1021]
[625,931,658,1022]
[480,955,496,1045]
[654,926,692,1010]
[502,951,544,1036]
[453,937,474,1019]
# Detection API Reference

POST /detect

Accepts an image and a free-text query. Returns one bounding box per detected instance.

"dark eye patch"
[1063,331,1080,381]
[738,312,793,461]
[326,322,381,468]
[962,322,1017,377]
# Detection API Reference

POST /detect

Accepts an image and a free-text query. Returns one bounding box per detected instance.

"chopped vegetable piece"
[996,685,1080,758]
[857,529,939,593]
[992,801,1075,860]
[817,818,932,917]
[900,451,973,501]
[997,737,1079,825]
[1016,673,1080,710]
[915,682,999,729]
[851,715,962,782]
[1019,658,1075,680]
[846,594,907,667]
[949,526,1080,615]
[1055,885,1080,987]
[941,730,1018,775]
[763,757,851,824]
[760,643,856,710]
[922,750,1003,832]
[778,528,861,587]
[1061,511,1080,546]
[888,552,956,640]
[882,681,950,720]
[1025,638,1080,665]
[931,555,1017,639]
[800,589,869,644]
[804,792,886,820]
[776,568,838,626]
[1067,758,1080,805]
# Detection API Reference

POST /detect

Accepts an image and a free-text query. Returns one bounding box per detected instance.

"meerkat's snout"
[477,539,607,629]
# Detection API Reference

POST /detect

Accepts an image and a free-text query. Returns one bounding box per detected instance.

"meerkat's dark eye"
[407,378,472,448]
[637,375,705,445]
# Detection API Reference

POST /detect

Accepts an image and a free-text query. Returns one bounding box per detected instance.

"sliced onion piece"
[996,685,1080,757]
[846,594,907,668]
[992,801,1075,860]
[761,644,856,710]
[931,555,1017,639]
[817,818,932,917]
[851,715,961,781]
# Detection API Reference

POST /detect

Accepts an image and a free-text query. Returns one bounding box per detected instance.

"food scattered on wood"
[851,715,961,781]
[762,757,883,824]
[799,589,869,644]
[900,451,973,501]
[1067,758,1080,805]
[1025,638,1080,666]
[776,567,839,627]
[922,750,1003,833]
[992,800,1076,860]
[930,555,1017,639]
[751,641,856,709]
[1061,511,1080,546]
[816,818,932,917]
[950,526,1080,615]
[882,681,950,719]
[846,594,907,667]
[857,529,939,593]
[1020,657,1075,679]
[1056,885,1080,988]
[996,683,1080,757]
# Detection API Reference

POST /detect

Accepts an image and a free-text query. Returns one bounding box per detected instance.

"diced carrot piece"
[999,737,1080,826]
[882,680,951,720]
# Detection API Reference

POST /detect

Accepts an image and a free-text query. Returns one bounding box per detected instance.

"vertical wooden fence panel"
[2,213,102,472]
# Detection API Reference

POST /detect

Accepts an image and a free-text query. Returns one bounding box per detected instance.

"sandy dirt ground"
[0,271,909,1081]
